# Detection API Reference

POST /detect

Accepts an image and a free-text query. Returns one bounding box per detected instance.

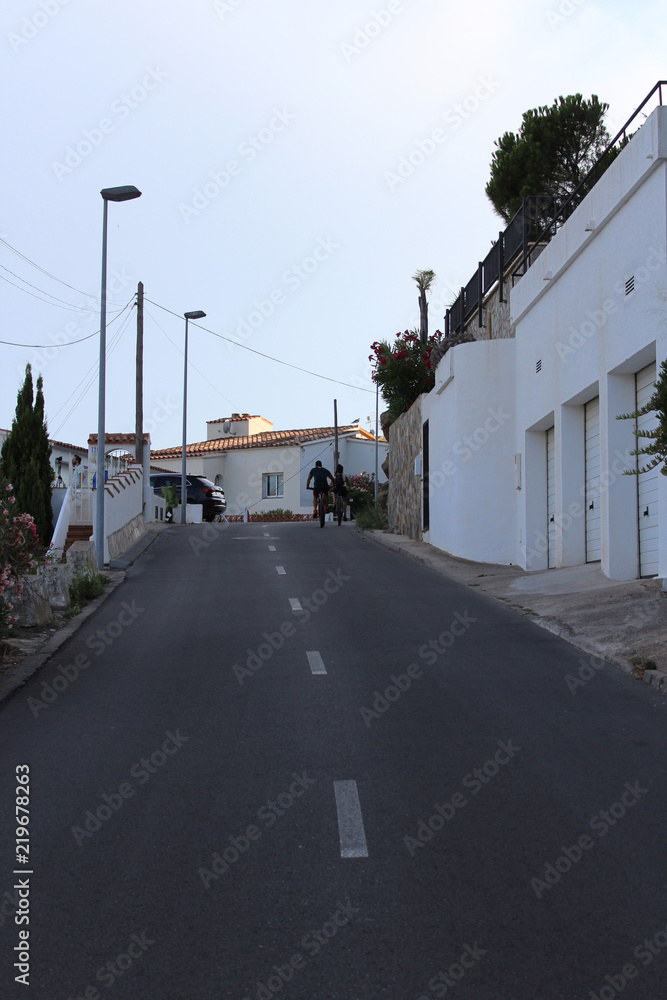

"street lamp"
[96,185,141,569]
[181,310,206,524]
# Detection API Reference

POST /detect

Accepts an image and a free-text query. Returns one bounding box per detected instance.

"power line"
[143,304,240,412]
[0,298,133,348]
[0,235,130,306]
[0,263,98,313]
[144,297,375,395]
[50,304,136,436]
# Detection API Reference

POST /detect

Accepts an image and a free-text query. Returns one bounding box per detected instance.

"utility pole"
[135,281,144,464]
[333,399,339,471]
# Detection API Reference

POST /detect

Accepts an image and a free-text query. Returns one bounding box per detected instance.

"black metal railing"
[443,81,666,337]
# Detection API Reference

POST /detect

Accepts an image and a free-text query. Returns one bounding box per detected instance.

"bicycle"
[334,490,344,526]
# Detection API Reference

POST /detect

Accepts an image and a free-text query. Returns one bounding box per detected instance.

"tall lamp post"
[181,310,206,524]
[96,185,141,569]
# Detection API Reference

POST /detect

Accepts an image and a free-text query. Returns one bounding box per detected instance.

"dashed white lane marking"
[306,651,327,675]
[276,566,286,575]
[268,545,276,552]
[334,780,369,858]
[263,532,270,536]
[289,598,302,611]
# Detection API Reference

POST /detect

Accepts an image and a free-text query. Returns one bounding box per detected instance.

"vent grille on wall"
[536,359,542,373]
[625,275,635,295]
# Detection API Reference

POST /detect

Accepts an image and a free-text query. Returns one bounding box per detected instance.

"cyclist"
[306,460,334,519]
[333,464,348,522]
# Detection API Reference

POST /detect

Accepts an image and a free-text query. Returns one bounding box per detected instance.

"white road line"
[306,651,327,675]
[268,545,276,552]
[334,780,369,858]
[276,566,286,575]
[289,598,302,611]
[263,532,270,536]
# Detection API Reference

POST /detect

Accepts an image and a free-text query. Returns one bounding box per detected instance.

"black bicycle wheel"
[319,496,325,527]
[337,498,343,526]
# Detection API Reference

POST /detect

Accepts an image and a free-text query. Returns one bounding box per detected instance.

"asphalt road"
[1,521,667,999]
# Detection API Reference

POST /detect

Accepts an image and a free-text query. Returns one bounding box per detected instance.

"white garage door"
[585,397,601,563]
[636,363,659,577]
[546,427,556,568]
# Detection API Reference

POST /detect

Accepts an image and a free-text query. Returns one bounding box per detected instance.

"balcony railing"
[70,487,94,525]
[444,81,666,338]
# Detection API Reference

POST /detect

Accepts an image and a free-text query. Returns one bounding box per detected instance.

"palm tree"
[413,269,436,344]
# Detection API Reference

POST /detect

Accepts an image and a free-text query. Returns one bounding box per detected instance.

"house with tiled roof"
[0,427,88,486]
[150,413,388,515]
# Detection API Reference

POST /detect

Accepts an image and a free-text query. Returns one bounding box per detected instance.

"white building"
[0,429,89,487]
[150,414,387,516]
[421,101,666,582]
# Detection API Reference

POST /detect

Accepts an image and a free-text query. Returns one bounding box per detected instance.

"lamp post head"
[184,310,206,320]
[101,185,142,202]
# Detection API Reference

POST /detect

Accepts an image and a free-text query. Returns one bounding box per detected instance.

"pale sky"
[1,0,665,451]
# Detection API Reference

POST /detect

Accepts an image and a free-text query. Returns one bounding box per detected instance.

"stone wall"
[107,512,146,560]
[12,541,99,625]
[463,282,515,343]
[387,395,424,540]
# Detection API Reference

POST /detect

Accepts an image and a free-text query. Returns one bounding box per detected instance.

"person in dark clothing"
[333,463,348,521]
[306,460,334,518]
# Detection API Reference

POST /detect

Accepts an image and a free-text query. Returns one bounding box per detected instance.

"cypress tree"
[0,364,54,545]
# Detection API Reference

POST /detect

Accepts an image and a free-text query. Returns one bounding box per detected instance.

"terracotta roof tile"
[150,425,368,461]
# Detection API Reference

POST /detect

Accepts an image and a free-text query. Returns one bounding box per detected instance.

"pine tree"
[616,360,667,475]
[485,94,618,223]
[0,364,54,545]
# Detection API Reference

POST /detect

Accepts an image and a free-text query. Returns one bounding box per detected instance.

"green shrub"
[354,505,388,530]
[69,570,105,607]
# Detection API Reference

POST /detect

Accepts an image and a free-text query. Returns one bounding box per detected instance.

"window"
[263,473,283,498]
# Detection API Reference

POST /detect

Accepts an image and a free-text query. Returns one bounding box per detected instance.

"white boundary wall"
[423,105,667,582]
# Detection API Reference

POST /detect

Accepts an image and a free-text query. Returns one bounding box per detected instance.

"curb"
[643,669,667,692]
[108,523,165,569]
[0,572,126,707]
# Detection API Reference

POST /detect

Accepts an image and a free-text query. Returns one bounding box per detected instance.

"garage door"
[636,363,659,577]
[546,427,556,568]
[585,397,601,563]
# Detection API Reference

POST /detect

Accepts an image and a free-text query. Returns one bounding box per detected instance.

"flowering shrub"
[345,472,379,511]
[0,479,39,638]
[370,328,442,421]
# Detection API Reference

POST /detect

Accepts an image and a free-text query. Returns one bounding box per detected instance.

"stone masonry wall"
[387,395,423,540]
